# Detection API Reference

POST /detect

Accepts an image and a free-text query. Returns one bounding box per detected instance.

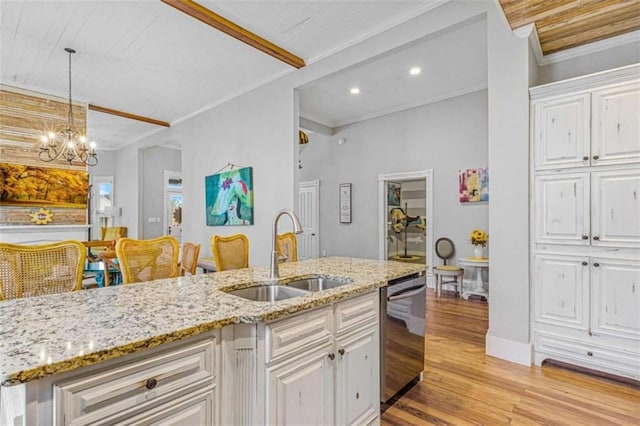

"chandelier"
[38,48,97,166]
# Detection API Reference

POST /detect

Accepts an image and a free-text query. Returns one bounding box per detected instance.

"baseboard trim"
[485,333,532,366]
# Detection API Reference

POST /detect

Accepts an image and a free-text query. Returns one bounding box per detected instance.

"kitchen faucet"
[270,209,303,279]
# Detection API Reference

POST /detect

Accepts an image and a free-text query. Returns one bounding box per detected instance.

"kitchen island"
[0,257,425,425]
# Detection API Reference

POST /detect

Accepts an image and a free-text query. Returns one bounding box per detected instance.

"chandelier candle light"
[470,229,488,258]
[39,48,98,166]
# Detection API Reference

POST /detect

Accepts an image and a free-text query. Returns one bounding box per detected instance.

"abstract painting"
[205,166,254,226]
[459,168,489,203]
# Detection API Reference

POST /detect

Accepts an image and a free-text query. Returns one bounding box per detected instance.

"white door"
[534,171,590,245]
[534,253,590,330]
[591,167,640,248]
[591,81,640,166]
[266,344,334,425]
[335,325,379,426]
[533,93,591,170]
[591,257,640,341]
[298,180,320,259]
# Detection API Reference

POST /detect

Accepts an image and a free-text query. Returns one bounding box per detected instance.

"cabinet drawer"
[266,306,332,364]
[54,338,216,425]
[535,332,640,380]
[335,292,378,336]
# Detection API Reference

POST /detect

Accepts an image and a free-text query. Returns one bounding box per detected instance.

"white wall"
[536,41,640,85]
[485,5,531,364]
[140,146,181,239]
[143,80,297,266]
[299,90,488,262]
[114,143,140,238]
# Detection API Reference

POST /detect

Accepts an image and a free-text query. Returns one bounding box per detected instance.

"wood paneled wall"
[0,85,88,226]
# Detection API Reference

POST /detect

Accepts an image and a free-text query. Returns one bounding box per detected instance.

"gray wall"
[536,41,640,86]
[299,90,489,263]
[141,146,181,239]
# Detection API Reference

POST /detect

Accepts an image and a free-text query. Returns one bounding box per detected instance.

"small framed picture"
[339,183,352,223]
[387,181,401,206]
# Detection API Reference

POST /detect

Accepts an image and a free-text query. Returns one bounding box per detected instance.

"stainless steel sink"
[224,285,310,302]
[286,277,352,292]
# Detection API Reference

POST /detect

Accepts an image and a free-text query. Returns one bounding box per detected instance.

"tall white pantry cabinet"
[530,64,640,380]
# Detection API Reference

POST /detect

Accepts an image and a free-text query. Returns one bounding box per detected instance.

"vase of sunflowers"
[470,229,488,258]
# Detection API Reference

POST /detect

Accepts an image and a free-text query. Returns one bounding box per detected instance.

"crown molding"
[529,63,640,99]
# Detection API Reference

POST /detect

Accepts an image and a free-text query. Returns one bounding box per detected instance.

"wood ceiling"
[499,0,640,55]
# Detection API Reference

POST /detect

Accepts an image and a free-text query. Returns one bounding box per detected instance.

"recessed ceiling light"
[350,87,360,95]
[410,67,421,75]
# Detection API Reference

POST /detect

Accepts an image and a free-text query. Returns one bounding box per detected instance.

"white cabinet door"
[591,257,640,341]
[335,325,379,426]
[534,93,590,170]
[592,82,640,166]
[591,168,640,248]
[534,254,590,330]
[266,343,334,426]
[535,172,590,244]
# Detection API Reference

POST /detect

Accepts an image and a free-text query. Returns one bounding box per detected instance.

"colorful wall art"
[205,166,254,226]
[387,182,401,207]
[459,168,489,203]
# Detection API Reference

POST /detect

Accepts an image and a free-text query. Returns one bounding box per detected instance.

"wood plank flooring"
[381,289,640,425]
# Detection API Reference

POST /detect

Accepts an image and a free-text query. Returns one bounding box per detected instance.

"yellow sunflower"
[470,229,488,247]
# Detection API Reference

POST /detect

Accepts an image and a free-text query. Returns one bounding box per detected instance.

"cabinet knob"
[582,261,588,266]
[338,348,345,356]
[582,156,589,161]
[582,235,589,240]
[593,155,599,160]
[587,351,593,357]
[593,263,600,267]
[593,236,600,241]
[145,378,157,390]
[328,353,335,360]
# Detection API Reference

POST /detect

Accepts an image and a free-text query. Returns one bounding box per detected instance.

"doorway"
[163,170,183,243]
[378,170,433,286]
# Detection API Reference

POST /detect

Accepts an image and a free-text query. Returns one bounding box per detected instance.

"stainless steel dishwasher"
[380,272,426,402]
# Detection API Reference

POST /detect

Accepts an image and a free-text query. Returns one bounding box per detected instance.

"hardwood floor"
[381,289,640,425]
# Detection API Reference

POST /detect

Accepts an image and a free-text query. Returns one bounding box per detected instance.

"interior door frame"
[163,170,182,240]
[378,170,434,286]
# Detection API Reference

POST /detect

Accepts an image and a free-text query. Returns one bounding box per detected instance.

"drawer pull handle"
[582,156,589,161]
[593,236,600,241]
[338,348,345,356]
[593,155,599,160]
[145,378,158,390]
[328,353,335,360]
[582,235,589,240]
[582,261,588,266]
[587,351,593,357]
[593,263,600,267]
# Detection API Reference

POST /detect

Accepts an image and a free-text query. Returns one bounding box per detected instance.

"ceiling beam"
[161,0,305,69]
[88,104,170,127]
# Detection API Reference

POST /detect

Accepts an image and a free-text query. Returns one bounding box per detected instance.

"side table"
[458,257,489,300]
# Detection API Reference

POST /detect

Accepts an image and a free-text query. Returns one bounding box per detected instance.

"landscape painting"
[459,168,489,203]
[0,163,89,208]
[205,166,254,226]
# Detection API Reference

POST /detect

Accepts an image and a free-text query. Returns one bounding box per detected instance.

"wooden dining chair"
[115,236,180,284]
[0,240,86,300]
[179,242,201,276]
[276,232,298,263]
[211,234,249,271]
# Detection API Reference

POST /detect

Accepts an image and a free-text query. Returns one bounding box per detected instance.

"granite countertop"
[0,257,424,386]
